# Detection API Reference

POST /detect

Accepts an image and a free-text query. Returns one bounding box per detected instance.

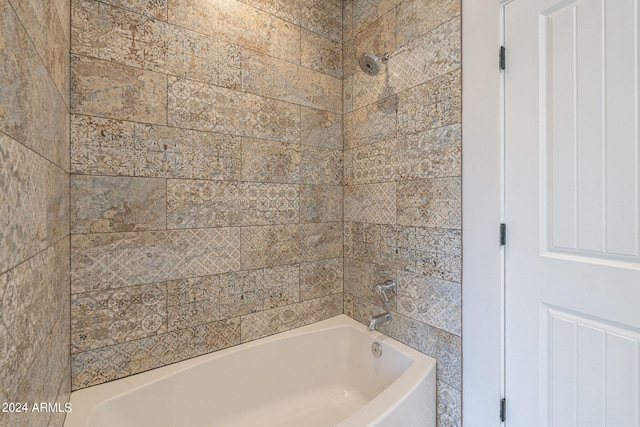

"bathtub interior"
[66,316,434,427]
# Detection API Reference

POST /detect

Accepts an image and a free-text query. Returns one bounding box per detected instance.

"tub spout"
[368,312,391,331]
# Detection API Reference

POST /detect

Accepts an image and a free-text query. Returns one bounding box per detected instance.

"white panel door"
[504,0,640,425]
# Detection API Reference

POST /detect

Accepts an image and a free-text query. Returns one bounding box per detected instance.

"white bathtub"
[64,315,436,427]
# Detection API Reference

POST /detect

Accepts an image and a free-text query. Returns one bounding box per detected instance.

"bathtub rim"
[65,314,436,427]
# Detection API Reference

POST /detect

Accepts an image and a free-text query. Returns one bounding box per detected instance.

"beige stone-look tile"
[164,24,242,89]
[167,180,299,228]
[397,271,460,336]
[168,0,300,64]
[301,29,342,78]
[344,222,399,267]
[0,133,69,274]
[349,0,402,38]
[100,0,168,20]
[71,175,166,234]
[71,283,168,353]
[300,185,342,223]
[301,146,343,185]
[395,124,461,180]
[299,222,343,262]
[397,227,461,283]
[388,17,461,94]
[240,0,300,25]
[297,0,342,42]
[343,0,353,42]
[54,0,71,43]
[0,0,70,170]
[241,138,301,183]
[344,182,397,224]
[10,0,70,105]
[71,116,242,180]
[241,224,302,269]
[397,69,461,136]
[300,258,343,301]
[343,74,353,114]
[300,107,342,149]
[240,294,343,342]
[396,0,460,48]
[344,95,397,150]
[344,138,396,185]
[242,50,342,113]
[397,177,461,229]
[166,275,221,330]
[344,10,395,78]
[168,77,300,143]
[344,258,395,307]
[71,318,240,389]
[71,228,241,293]
[72,0,166,72]
[438,380,462,427]
[71,55,167,125]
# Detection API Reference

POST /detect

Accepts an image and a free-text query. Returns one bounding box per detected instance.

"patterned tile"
[344,258,395,307]
[167,0,300,64]
[344,10,395,79]
[71,318,241,389]
[397,69,461,136]
[344,182,397,224]
[395,124,461,180]
[344,222,399,267]
[388,17,461,94]
[396,0,460,48]
[241,225,302,269]
[397,271,461,335]
[397,227,461,283]
[0,133,69,274]
[437,380,462,427]
[344,138,396,185]
[71,0,166,72]
[301,29,342,78]
[299,222,343,262]
[241,138,301,183]
[300,258,343,301]
[71,228,241,293]
[300,184,342,223]
[301,146,343,185]
[166,275,222,330]
[0,0,69,169]
[297,0,342,42]
[99,0,167,20]
[348,0,402,40]
[242,49,342,113]
[240,0,300,25]
[240,294,343,342]
[71,115,242,180]
[71,175,166,234]
[397,177,461,229]
[71,283,168,353]
[168,77,300,143]
[300,107,342,149]
[343,74,353,113]
[167,180,299,228]
[350,66,396,112]
[71,55,167,125]
[344,95,397,149]
[164,24,242,89]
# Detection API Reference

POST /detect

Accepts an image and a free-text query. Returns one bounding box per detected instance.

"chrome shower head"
[358,52,390,76]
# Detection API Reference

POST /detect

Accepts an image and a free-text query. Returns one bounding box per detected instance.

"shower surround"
[67,0,460,426]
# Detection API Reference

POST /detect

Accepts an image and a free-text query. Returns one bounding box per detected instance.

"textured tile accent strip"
[397,69,461,136]
[397,177,462,229]
[71,228,241,293]
[240,294,343,342]
[71,283,168,353]
[71,55,167,125]
[70,115,242,180]
[344,182,397,224]
[437,380,462,427]
[168,77,300,143]
[71,318,240,389]
[167,0,300,63]
[397,271,461,336]
[167,180,299,228]
[0,133,69,274]
[0,0,69,169]
[300,258,343,301]
[71,175,166,234]
[395,124,461,180]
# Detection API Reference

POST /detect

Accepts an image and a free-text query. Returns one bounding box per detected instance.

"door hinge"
[500,398,506,422]
[499,46,506,70]
[500,223,506,246]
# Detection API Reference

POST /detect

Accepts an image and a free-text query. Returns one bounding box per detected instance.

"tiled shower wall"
[69,0,344,389]
[342,0,462,426]
[0,0,71,426]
